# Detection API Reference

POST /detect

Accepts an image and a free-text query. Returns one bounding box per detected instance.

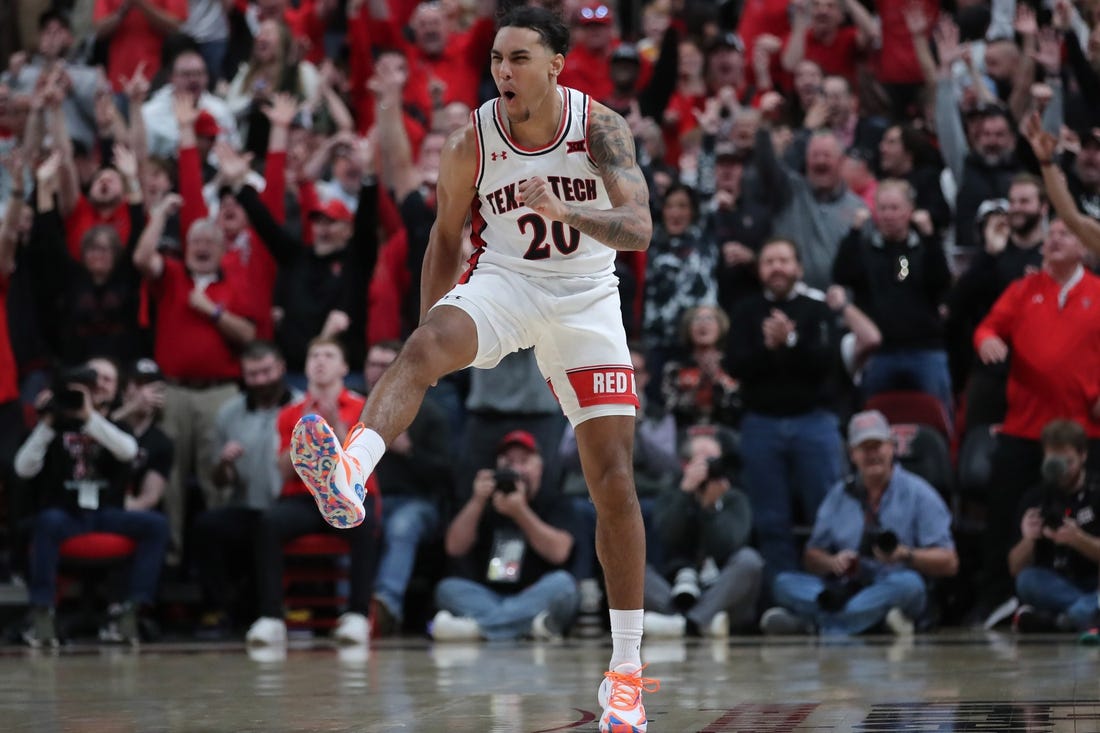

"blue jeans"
[373,496,440,620]
[29,507,170,608]
[862,349,953,419]
[1016,566,1099,630]
[773,569,926,636]
[740,410,842,575]
[434,570,579,641]
[197,39,228,82]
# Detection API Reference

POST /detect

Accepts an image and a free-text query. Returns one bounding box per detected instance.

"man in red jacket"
[973,217,1100,623]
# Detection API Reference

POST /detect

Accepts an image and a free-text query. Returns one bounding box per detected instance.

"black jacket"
[832,226,952,351]
[237,183,380,371]
[727,290,839,415]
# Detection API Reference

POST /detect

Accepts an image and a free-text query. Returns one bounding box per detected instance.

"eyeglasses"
[578,4,610,21]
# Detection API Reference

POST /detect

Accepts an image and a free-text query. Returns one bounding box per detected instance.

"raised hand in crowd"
[320,309,351,337]
[1014,3,1039,39]
[1052,0,1072,31]
[933,16,965,73]
[1032,29,1063,78]
[124,62,150,105]
[213,141,254,190]
[173,92,200,130]
[263,92,300,129]
[903,2,930,38]
[693,96,723,138]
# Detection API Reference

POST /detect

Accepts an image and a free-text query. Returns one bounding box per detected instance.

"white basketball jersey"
[468,86,615,278]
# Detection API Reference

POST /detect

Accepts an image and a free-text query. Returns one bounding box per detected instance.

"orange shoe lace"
[342,422,366,449]
[604,665,660,711]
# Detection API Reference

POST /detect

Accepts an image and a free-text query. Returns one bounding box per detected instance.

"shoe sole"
[291,415,366,529]
[599,712,647,732]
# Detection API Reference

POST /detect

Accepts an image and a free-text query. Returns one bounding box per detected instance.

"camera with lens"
[671,567,701,611]
[871,529,899,556]
[704,456,728,483]
[43,366,98,419]
[817,574,864,612]
[493,468,521,495]
[1039,455,1070,529]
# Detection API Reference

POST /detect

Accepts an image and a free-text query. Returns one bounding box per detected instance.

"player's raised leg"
[291,306,477,527]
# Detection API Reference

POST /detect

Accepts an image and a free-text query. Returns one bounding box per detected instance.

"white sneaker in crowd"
[333,612,371,645]
[705,611,730,639]
[429,610,481,641]
[885,607,915,637]
[246,617,287,646]
[643,611,686,639]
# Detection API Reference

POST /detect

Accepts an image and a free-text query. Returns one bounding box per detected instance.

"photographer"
[641,432,763,638]
[431,431,579,641]
[13,359,169,646]
[761,410,958,636]
[1008,420,1100,632]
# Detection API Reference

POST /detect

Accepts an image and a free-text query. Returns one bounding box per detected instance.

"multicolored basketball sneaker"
[291,415,368,528]
[597,663,659,733]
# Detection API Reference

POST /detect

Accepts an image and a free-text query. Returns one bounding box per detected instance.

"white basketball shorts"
[431,262,638,426]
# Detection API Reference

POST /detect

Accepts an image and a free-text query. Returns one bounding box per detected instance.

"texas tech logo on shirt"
[484,176,600,215]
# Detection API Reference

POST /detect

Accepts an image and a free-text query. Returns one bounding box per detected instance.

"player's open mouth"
[503,91,517,102]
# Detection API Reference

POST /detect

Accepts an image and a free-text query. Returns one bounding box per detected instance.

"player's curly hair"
[498,5,571,57]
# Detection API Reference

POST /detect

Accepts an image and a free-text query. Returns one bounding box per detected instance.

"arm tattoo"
[562,107,653,251]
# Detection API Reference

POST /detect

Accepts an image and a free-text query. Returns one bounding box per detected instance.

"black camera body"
[817,574,863,612]
[493,468,521,495]
[1041,497,1068,530]
[44,366,99,419]
[872,529,899,556]
[1039,455,1070,529]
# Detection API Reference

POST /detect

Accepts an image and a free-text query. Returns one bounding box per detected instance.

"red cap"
[575,2,613,25]
[195,110,220,138]
[497,430,539,455]
[309,199,354,222]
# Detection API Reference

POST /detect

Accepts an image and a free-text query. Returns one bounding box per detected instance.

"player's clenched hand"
[518,177,568,221]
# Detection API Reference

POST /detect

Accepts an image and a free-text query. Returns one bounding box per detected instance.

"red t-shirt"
[150,259,255,381]
[875,0,938,84]
[0,274,18,403]
[798,26,862,84]
[94,0,188,91]
[974,270,1100,439]
[65,196,133,260]
[368,16,496,110]
[276,389,375,497]
[738,0,791,57]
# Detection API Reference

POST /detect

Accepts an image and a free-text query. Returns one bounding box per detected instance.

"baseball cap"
[576,2,612,25]
[976,198,1009,222]
[710,31,745,54]
[611,44,641,64]
[131,358,165,384]
[1079,127,1100,148]
[497,430,539,455]
[847,410,892,447]
[714,141,747,163]
[195,110,220,138]
[309,199,354,222]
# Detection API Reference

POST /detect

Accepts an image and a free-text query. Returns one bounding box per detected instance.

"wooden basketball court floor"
[3,633,1100,732]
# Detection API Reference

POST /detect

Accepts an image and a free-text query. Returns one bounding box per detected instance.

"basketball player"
[290,7,658,731]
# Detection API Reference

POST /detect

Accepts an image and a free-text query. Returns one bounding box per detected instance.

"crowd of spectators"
[3,0,1100,645]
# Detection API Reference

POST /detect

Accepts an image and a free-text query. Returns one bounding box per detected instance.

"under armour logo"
[491,151,508,161]
[566,140,586,154]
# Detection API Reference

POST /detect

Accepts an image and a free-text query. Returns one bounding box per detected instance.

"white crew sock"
[344,428,387,476]
[609,608,644,670]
